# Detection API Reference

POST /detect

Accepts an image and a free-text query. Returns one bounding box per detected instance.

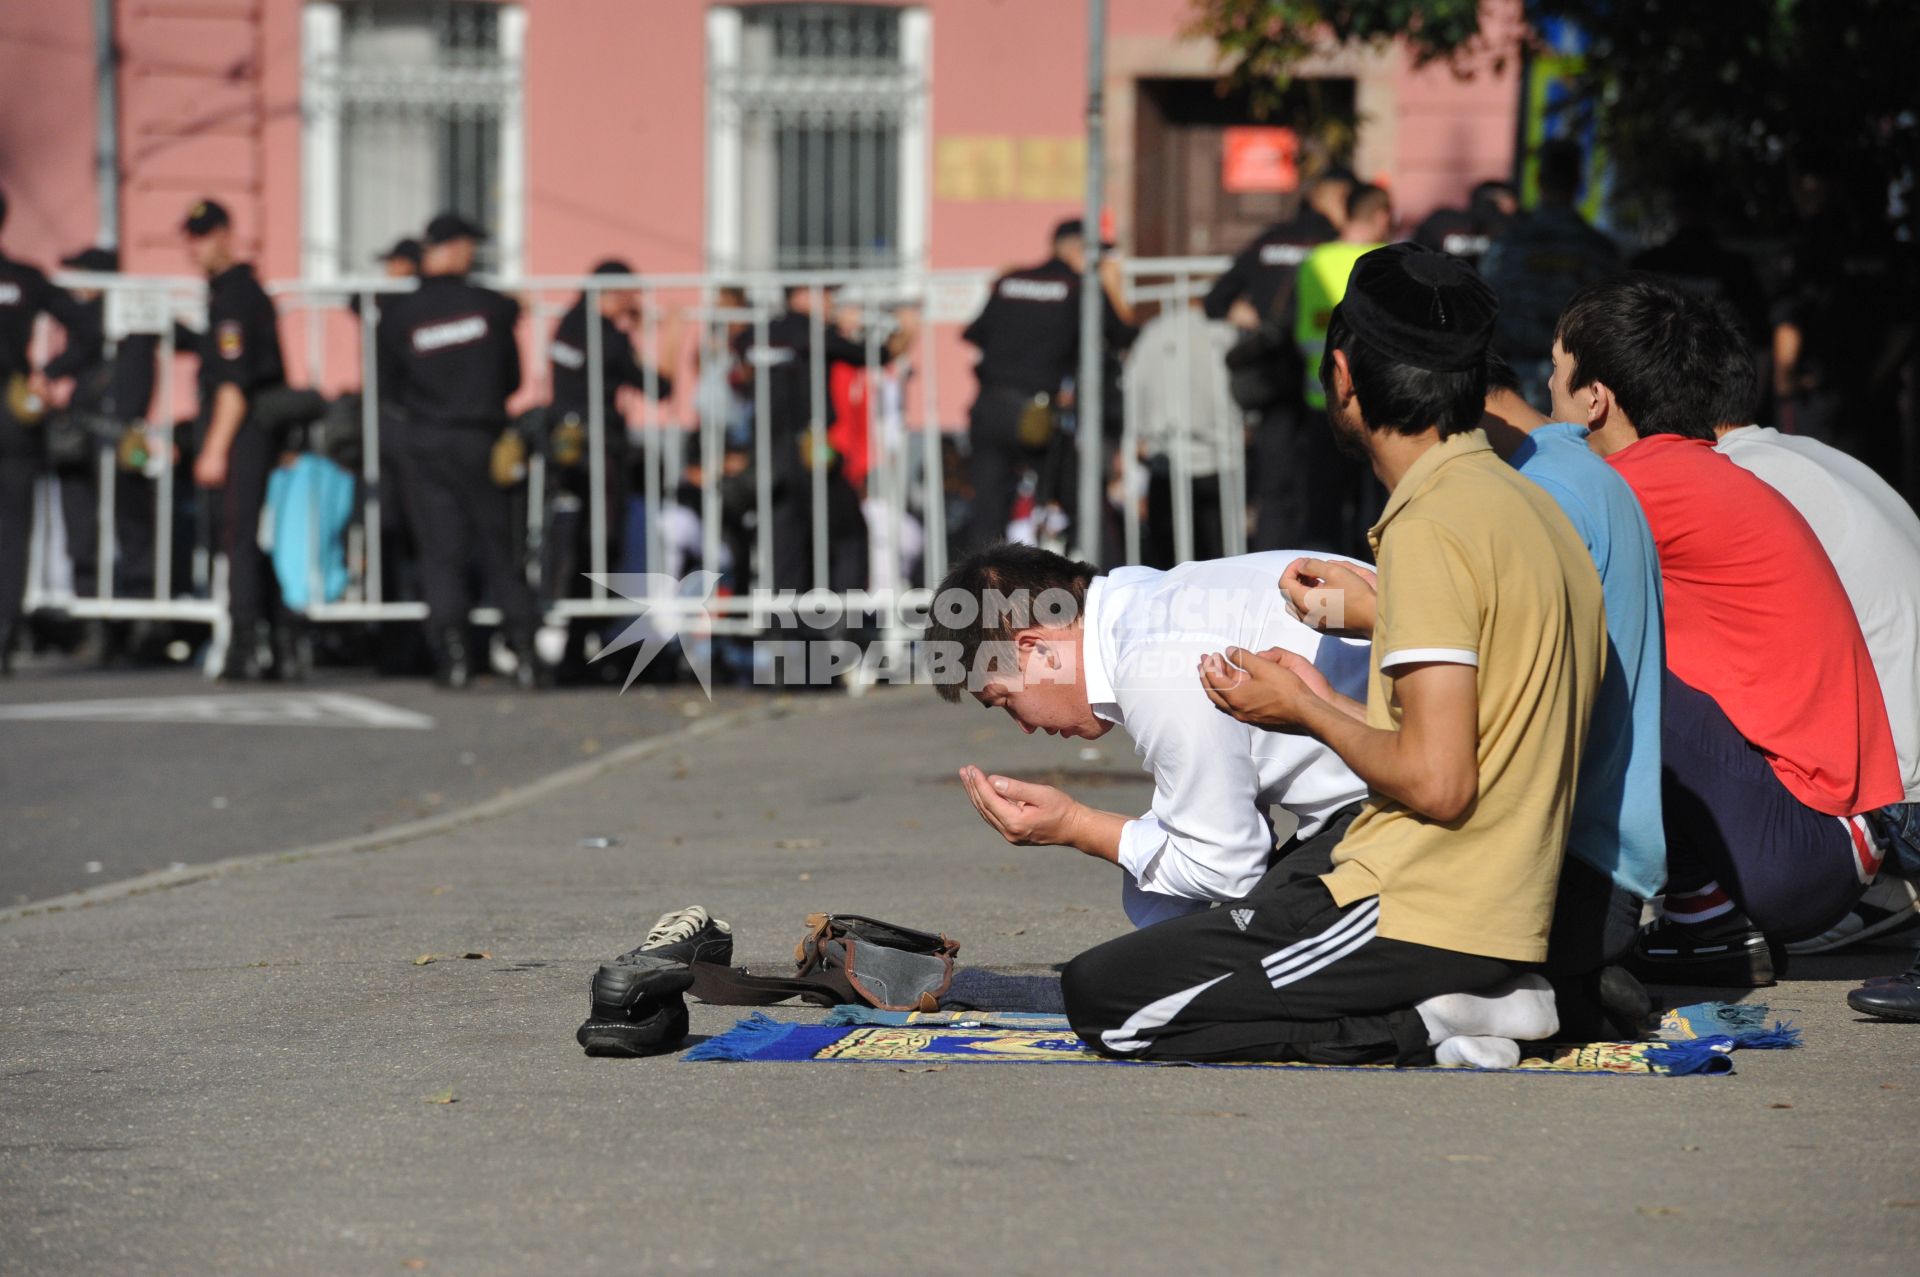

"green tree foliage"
[1191,0,1919,230]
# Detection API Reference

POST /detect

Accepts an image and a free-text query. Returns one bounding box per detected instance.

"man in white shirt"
[928,543,1373,927]
[1704,328,1920,960]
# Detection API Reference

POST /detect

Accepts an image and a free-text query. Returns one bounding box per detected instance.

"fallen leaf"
[896,1064,947,1073]
[402,1261,428,1272]
[1881,1083,1902,1091]
[1000,928,1027,937]
[413,954,437,966]
[1886,1200,1920,1209]
[1636,1205,1683,1217]
[797,872,813,882]
[425,1088,457,1105]
[1768,1102,1794,1110]
[775,838,825,849]
[460,952,491,961]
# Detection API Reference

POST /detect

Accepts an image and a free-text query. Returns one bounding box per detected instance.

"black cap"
[590,258,637,277]
[60,246,120,273]
[1340,242,1498,373]
[423,211,488,246]
[377,237,423,267]
[182,199,231,236]
[1052,218,1085,242]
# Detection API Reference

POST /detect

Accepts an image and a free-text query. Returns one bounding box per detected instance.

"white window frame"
[705,5,930,275]
[300,0,526,282]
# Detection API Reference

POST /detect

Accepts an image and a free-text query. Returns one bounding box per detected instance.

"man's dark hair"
[1554,273,1728,440]
[1701,300,1762,429]
[1538,139,1584,201]
[1320,307,1488,439]
[1484,348,1522,394]
[927,543,1096,704]
[1347,183,1391,224]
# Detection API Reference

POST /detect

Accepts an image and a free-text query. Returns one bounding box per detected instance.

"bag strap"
[687,961,855,1009]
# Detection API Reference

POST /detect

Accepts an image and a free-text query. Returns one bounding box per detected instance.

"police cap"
[378,237,423,267]
[60,246,120,273]
[182,199,231,236]
[424,211,488,246]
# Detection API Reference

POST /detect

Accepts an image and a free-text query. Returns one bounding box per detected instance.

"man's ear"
[1583,380,1613,430]
[1329,348,1357,409]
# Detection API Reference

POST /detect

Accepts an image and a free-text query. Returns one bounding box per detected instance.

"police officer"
[1202,168,1347,552]
[44,246,159,648]
[546,258,678,593]
[736,282,870,596]
[378,211,542,689]
[1411,180,1516,271]
[182,198,288,679]
[0,187,84,672]
[961,218,1131,552]
[1480,140,1620,406]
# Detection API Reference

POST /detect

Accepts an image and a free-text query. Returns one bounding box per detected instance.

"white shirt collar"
[1080,576,1120,722]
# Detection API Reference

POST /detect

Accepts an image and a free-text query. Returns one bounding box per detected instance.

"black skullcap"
[591,258,637,277]
[1052,218,1085,242]
[423,211,488,245]
[1340,242,1498,373]
[182,199,231,236]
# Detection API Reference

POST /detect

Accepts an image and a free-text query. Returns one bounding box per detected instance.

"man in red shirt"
[1553,276,1901,985]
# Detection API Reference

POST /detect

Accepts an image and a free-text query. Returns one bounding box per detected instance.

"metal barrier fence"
[21,258,1247,672]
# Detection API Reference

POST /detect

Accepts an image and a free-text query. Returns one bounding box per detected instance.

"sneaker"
[575,953,696,1058]
[623,905,734,967]
[1846,956,1920,1022]
[1786,874,1920,955]
[1626,911,1780,988]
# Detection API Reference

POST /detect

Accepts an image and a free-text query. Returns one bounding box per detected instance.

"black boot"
[433,626,471,690]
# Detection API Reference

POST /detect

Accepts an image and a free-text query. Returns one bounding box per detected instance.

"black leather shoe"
[576,953,696,1057]
[1848,958,1920,1022]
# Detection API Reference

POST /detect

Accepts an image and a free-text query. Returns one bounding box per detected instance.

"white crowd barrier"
[21,258,1254,672]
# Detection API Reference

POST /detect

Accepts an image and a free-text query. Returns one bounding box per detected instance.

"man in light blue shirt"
[1481,353,1667,983]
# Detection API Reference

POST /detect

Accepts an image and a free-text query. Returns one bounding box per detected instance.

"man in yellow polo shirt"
[1061,244,1606,1069]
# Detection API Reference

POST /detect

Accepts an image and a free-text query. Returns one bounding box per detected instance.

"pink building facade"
[0,0,1521,420]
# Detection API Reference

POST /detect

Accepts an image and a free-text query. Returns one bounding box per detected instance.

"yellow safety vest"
[1295,240,1379,409]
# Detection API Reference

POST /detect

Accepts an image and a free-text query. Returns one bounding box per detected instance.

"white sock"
[1417,974,1559,1045]
[1434,1035,1521,1069]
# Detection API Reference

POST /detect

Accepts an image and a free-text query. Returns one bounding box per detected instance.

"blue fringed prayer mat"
[683,1002,1799,1076]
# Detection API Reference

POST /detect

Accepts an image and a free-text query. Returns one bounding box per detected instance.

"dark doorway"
[1133,77,1357,259]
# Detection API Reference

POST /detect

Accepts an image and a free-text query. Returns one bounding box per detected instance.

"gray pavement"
[0,666,737,904]
[2,687,1917,1276]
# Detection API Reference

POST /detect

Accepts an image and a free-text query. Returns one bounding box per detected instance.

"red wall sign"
[1222,126,1300,194]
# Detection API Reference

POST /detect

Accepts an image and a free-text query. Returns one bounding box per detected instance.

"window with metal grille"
[710,5,929,273]
[302,1,525,279]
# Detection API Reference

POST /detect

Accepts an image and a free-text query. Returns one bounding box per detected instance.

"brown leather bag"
[689,913,960,1012]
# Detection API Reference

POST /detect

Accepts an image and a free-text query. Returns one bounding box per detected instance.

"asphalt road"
[2,688,1916,1275]
[0,663,740,905]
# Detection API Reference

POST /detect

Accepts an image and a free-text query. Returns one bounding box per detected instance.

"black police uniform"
[43,294,159,600]
[1201,209,1337,552]
[196,262,287,656]
[734,307,868,594]
[377,271,539,663]
[0,250,82,659]
[961,257,1130,551]
[545,297,673,591]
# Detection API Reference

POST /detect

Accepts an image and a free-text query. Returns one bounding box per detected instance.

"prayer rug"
[684,1003,1797,1075]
